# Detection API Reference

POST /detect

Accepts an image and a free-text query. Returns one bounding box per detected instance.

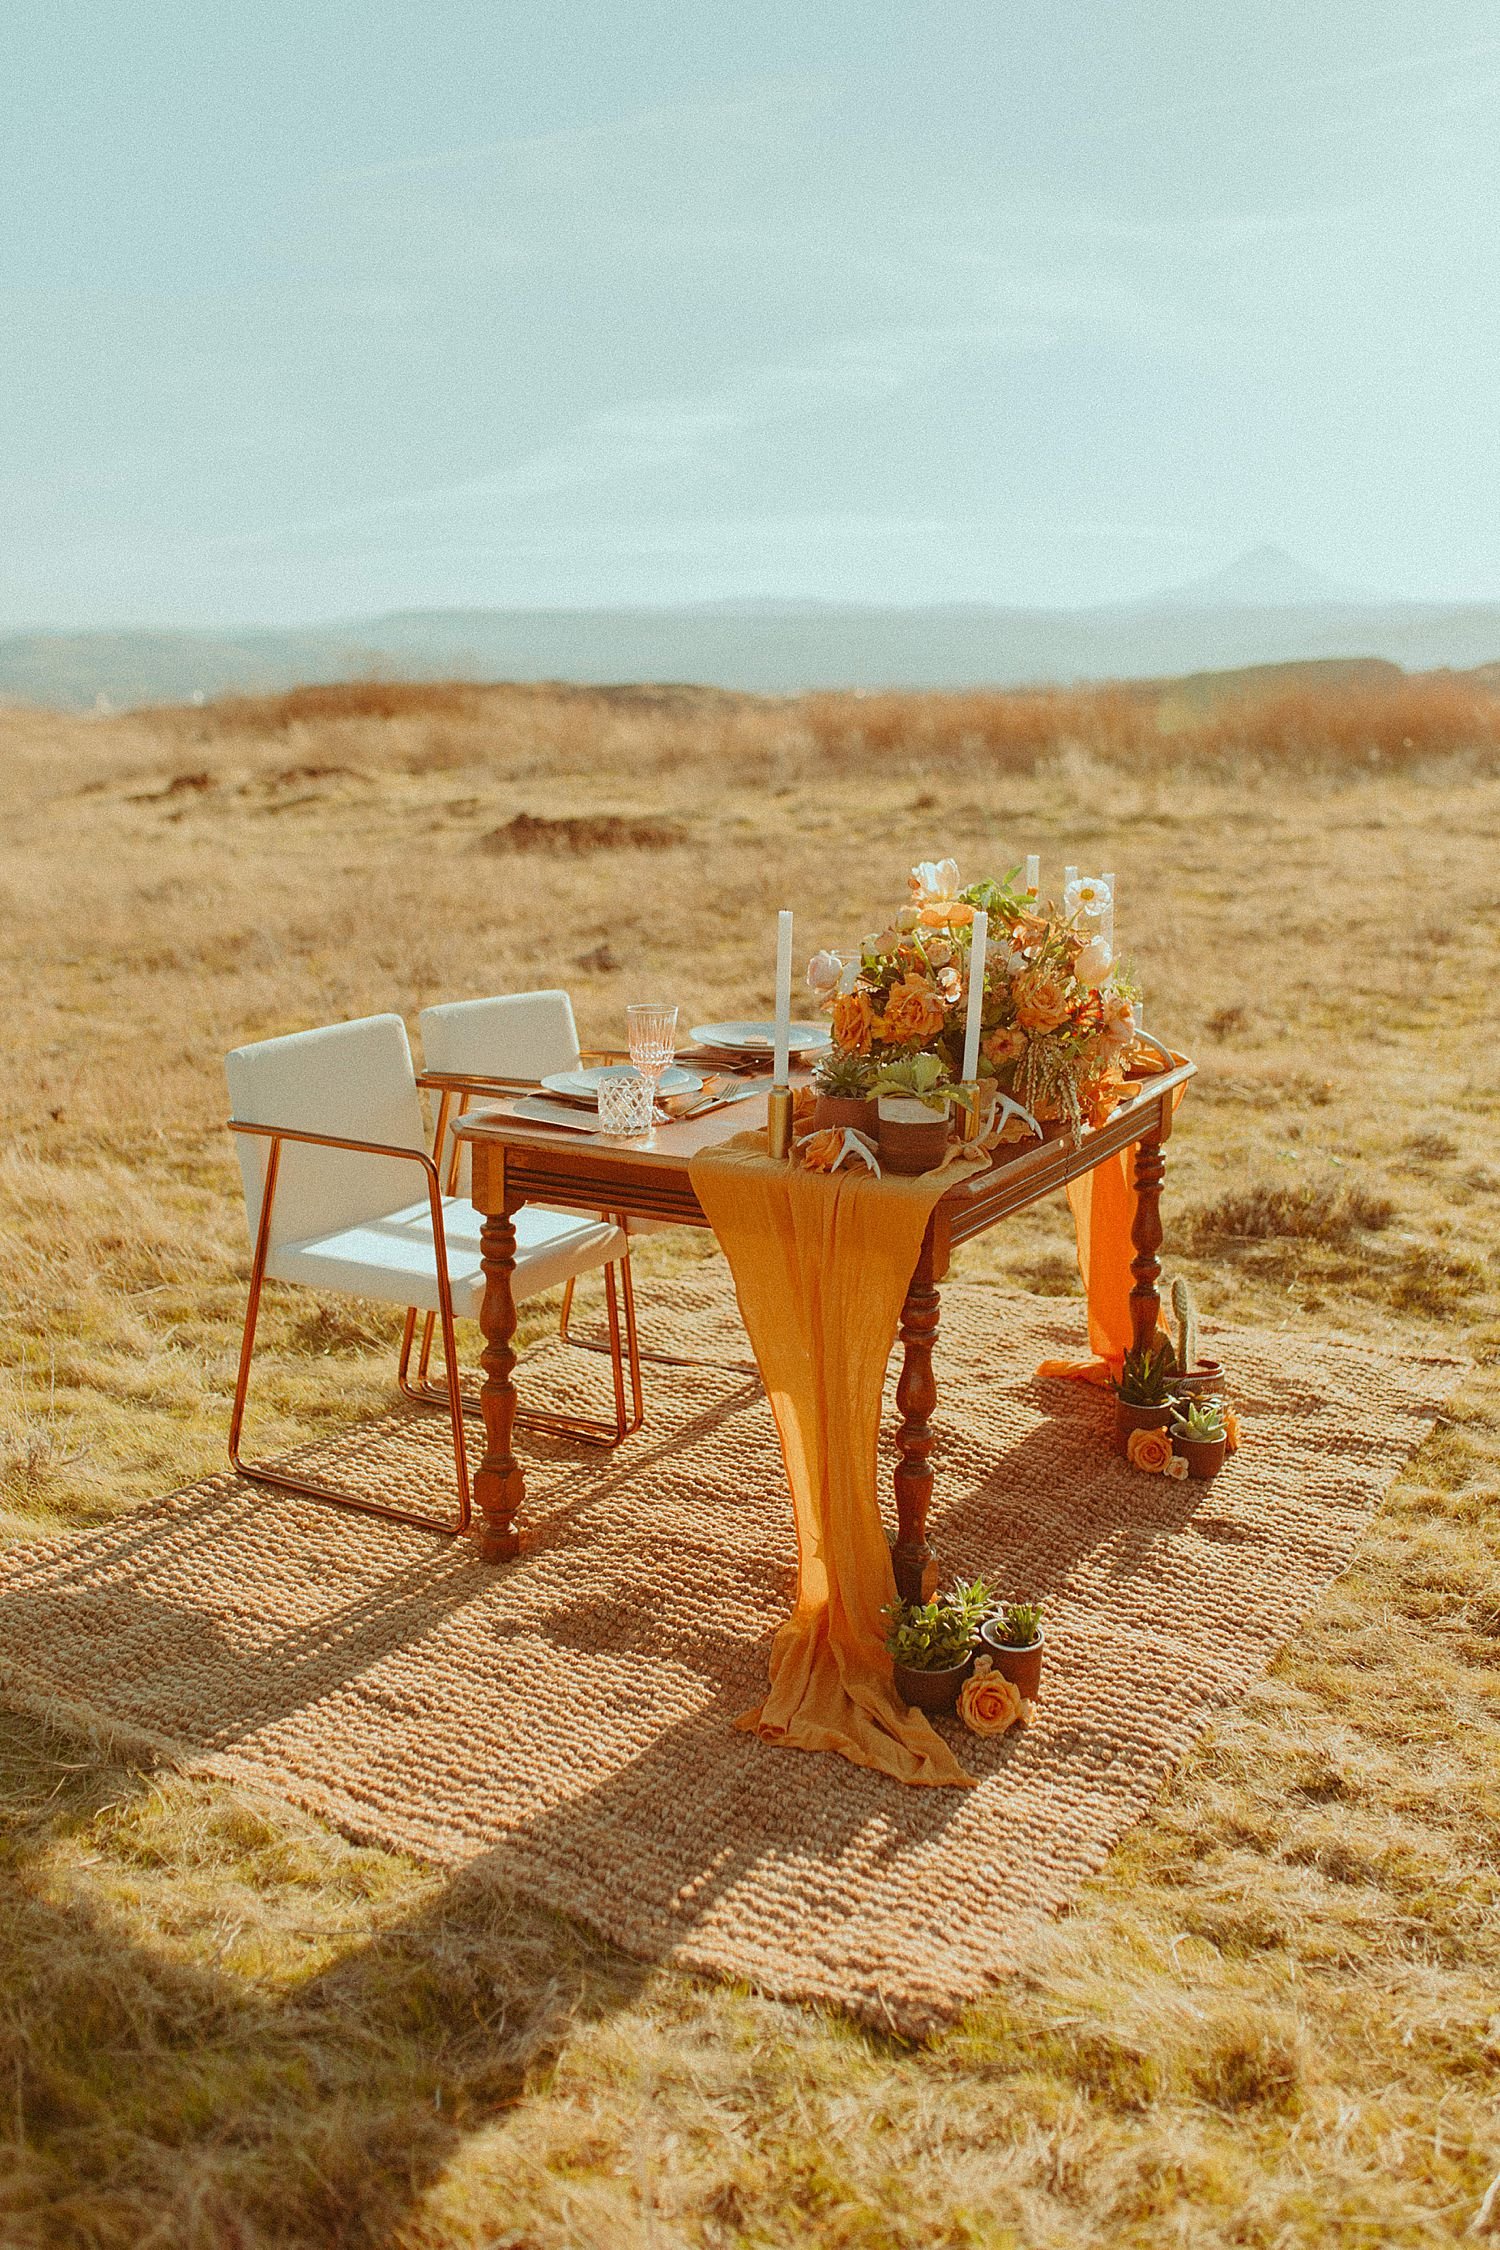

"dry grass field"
[2,670,1499,2248]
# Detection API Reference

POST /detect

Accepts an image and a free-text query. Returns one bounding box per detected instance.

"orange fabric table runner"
[689,1139,973,1788]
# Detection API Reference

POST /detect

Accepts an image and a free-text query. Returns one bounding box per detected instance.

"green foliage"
[885,1578,993,1671]
[1115,1338,1176,1406]
[991,1600,1043,1650]
[1172,1275,1199,1375]
[1171,1396,1227,1442]
[813,1048,876,1097]
[872,1051,953,1114]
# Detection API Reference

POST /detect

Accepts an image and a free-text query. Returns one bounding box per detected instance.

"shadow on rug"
[0,1277,1463,2034]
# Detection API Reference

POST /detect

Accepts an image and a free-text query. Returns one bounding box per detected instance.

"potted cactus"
[872,1053,954,1175]
[978,1598,1045,1701]
[812,1048,878,1134]
[1171,1394,1228,1479]
[885,1577,994,1712]
[1112,1336,1176,1457]
[1169,1277,1224,1401]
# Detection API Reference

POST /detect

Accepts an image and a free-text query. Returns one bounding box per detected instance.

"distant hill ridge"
[5,567,1500,711]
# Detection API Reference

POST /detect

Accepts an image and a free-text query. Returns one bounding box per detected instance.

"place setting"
[495,1001,811,1138]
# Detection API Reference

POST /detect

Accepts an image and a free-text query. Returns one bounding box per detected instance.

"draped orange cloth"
[689,1137,975,1788]
[1036,1074,1191,1386]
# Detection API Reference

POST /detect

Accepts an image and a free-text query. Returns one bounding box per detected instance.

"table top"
[451,1053,1196,1247]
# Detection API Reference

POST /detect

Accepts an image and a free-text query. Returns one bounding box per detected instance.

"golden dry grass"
[2,671,1499,2246]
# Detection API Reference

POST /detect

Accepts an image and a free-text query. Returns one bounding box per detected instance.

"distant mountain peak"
[1151,544,1355,609]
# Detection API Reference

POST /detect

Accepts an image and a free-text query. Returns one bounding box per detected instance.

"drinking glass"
[596,1069,654,1135]
[627,1002,679,1112]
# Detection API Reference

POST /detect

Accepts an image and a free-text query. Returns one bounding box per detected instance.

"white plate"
[690,1020,831,1057]
[541,1064,702,1100]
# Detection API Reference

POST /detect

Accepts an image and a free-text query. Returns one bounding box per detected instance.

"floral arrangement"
[807,856,1140,1136]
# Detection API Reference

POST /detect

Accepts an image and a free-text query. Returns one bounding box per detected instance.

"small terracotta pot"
[1173,1433,1226,1480]
[812,1092,878,1135]
[892,1652,973,1713]
[1113,1398,1173,1458]
[877,1097,951,1176]
[977,1621,1045,1702]
[1172,1360,1224,1402]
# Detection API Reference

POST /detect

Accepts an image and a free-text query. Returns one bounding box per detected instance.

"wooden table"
[453,1055,1195,1597]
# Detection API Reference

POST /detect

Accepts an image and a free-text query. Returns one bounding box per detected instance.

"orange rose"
[1013,966,1074,1034]
[831,988,875,1054]
[957,1656,1030,1737]
[1223,1410,1241,1455]
[877,974,949,1046]
[798,1126,844,1173]
[1126,1426,1173,1474]
[983,1024,1027,1066]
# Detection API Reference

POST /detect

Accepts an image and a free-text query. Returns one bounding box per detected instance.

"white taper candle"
[1064,864,1078,910]
[1024,853,1040,903]
[961,909,988,1084]
[773,909,793,1085]
[1100,870,1115,949]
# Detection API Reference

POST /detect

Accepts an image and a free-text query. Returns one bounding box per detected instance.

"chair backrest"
[225,1013,427,1253]
[419,990,582,1082]
[419,991,583,1191]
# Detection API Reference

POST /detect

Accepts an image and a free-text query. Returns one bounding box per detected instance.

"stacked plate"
[687,1020,831,1068]
[540,1063,703,1103]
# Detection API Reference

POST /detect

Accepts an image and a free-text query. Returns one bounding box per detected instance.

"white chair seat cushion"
[265,1198,625,1318]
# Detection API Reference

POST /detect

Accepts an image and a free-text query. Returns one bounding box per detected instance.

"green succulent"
[813,1048,876,1097]
[872,1052,953,1114]
[1171,1396,1227,1442]
[885,1577,994,1671]
[1114,1337,1176,1406]
[990,1599,1043,1649]
[1172,1276,1199,1375]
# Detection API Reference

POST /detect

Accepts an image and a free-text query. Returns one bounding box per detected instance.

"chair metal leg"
[399,1246,644,1449]
[231,1141,470,1537]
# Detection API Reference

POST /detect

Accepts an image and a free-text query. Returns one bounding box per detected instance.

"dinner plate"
[541,1064,702,1100]
[689,1020,831,1057]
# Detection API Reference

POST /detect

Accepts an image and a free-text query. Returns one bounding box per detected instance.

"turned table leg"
[892,1229,941,1605]
[1130,1133,1166,1354]
[473,1207,525,1561]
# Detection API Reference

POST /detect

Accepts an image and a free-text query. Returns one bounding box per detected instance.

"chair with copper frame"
[224,1011,638,1537]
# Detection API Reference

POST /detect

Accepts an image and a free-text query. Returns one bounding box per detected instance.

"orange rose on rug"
[957,1657,1030,1737]
[1126,1426,1173,1474]
[1224,1410,1241,1454]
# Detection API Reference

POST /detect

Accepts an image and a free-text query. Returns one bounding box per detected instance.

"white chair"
[411,991,644,1440]
[224,1012,637,1538]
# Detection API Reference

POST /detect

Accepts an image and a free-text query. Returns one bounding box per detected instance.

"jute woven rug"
[0,1273,1462,2033]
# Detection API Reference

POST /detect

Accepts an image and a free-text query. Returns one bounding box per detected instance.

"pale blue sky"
[4,1,1499,627]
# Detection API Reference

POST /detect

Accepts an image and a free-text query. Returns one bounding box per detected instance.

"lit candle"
[1100,869,1115,950]
[773,908,793,1085]
[961,908,988,1083]
[1024,853,1040,904]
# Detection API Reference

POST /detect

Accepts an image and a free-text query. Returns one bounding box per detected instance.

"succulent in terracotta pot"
[978,1598,1046,1701]
[1170,1395,1228,1480]
[872,1053,954,1174]
[1169,1277,1224,1399]
[811,1047,878,1134]
[885,1576,993,1712]
[1112,1337,1176,1457]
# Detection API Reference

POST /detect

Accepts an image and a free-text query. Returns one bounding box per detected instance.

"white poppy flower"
[1064,874,1113,918]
